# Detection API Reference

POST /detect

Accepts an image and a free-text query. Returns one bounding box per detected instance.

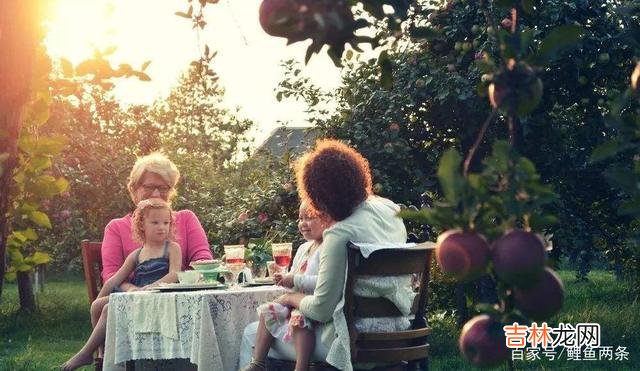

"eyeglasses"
[140,184,171,195]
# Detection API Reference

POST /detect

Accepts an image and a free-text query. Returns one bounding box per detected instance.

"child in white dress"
[243,201,333,371]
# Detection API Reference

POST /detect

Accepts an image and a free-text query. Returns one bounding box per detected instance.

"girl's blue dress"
[131,240,170,287]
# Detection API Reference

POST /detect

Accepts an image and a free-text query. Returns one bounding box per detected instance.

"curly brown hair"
[295,139,373,221]
[131,198,176,244]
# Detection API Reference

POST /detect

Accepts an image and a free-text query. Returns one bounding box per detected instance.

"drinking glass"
[266,260,278,278]
[271,243,292,274]
[224,245,245,289]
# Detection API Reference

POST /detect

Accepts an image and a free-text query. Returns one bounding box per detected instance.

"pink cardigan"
[101,209,213,281]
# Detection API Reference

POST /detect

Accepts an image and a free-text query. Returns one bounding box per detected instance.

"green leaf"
[36,136,68,155]
[102,46,117,56]
[17,263,33,272]
[60,58,74,77]
[55,177,69,193]
[11,231,27,243]
[30,98,50,126]
[529,213,559,230]
[9,248,24,265]
[522,0,535,13]
[19,202,38,213]
[23,228,38,241]
[619,197,640,216]
[494,0,514,8]
[520,28,535,54]
[378,51,393,90]
[362,1,385,18]
[590,140,632,163]
[30,175,61,197]
[533,25,583,64]
[517,157,537,177]
[605,165,637,195]
[437,149,463,204]
[30,156,52,172]
[135,72,151,81]
[409,27,440,40]
[31,251,51,265]
[397,208,430,224]
[475,303,501,316]
[4,270,16,282]
[29,211,52,229]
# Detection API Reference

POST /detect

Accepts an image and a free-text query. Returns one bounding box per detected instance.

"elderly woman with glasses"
[101,152,213,291]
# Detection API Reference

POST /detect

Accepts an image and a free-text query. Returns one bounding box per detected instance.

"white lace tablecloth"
[103,286,285,371]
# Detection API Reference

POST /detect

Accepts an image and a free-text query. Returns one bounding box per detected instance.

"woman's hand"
[275,273,294,288]
[274,292,306,308]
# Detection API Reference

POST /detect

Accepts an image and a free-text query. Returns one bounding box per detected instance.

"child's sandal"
[241,358,266,371]
[94,357,103,371]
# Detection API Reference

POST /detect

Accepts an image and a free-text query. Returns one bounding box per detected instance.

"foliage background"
[23,0,640,313]
[36,65,300,273]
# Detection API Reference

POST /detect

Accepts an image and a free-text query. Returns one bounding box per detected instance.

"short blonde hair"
[131,198,175,244]
[127,152,180,202]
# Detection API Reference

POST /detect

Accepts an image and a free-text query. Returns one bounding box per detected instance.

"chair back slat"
[357,327,431,342]
[353,295,421,317]
[355,345,430,363]
[352,247,431,275]
[81,240,103,303]
[345,241,435,366]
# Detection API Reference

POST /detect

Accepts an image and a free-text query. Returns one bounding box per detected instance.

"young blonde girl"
[61,198,182,370]
[243,201,334,371]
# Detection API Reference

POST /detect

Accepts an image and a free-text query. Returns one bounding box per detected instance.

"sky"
[43,0,343,145]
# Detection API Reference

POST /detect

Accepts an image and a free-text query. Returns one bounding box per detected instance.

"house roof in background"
[254,126,320,158]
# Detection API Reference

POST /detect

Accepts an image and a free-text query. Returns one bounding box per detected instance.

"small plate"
[242,281,276,287]
[156,282,227,291]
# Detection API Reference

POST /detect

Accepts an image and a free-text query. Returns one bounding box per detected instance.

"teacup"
[177,270,202,284]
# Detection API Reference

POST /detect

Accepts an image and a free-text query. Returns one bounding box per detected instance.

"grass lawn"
[0,270,638,370]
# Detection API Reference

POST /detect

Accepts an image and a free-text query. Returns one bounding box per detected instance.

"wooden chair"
[81,240,103,303]
[267,241,435,371]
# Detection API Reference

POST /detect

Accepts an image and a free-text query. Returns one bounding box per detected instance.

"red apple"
[513,267,565,320]
[492,230,546,287]
[501,18,513,30]
[436,230,490,282]
[459,315,510,367]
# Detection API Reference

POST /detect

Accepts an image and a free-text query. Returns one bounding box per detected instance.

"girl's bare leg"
[90,296,110,359]
[243,313,274,370]
[292,326,315,371]
[61,303,109,370]
[90,297,109,327]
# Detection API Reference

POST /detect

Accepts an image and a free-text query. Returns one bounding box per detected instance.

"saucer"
[156,282,227,291]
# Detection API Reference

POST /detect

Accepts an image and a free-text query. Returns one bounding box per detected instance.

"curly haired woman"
[241,140,409,371]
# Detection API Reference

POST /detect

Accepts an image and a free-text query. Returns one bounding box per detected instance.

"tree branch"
[464,109,498,176]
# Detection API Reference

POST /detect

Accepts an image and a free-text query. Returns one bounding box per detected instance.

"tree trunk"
[455,283,468,327]
[17,271,35,311]
[0,1,40,298]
